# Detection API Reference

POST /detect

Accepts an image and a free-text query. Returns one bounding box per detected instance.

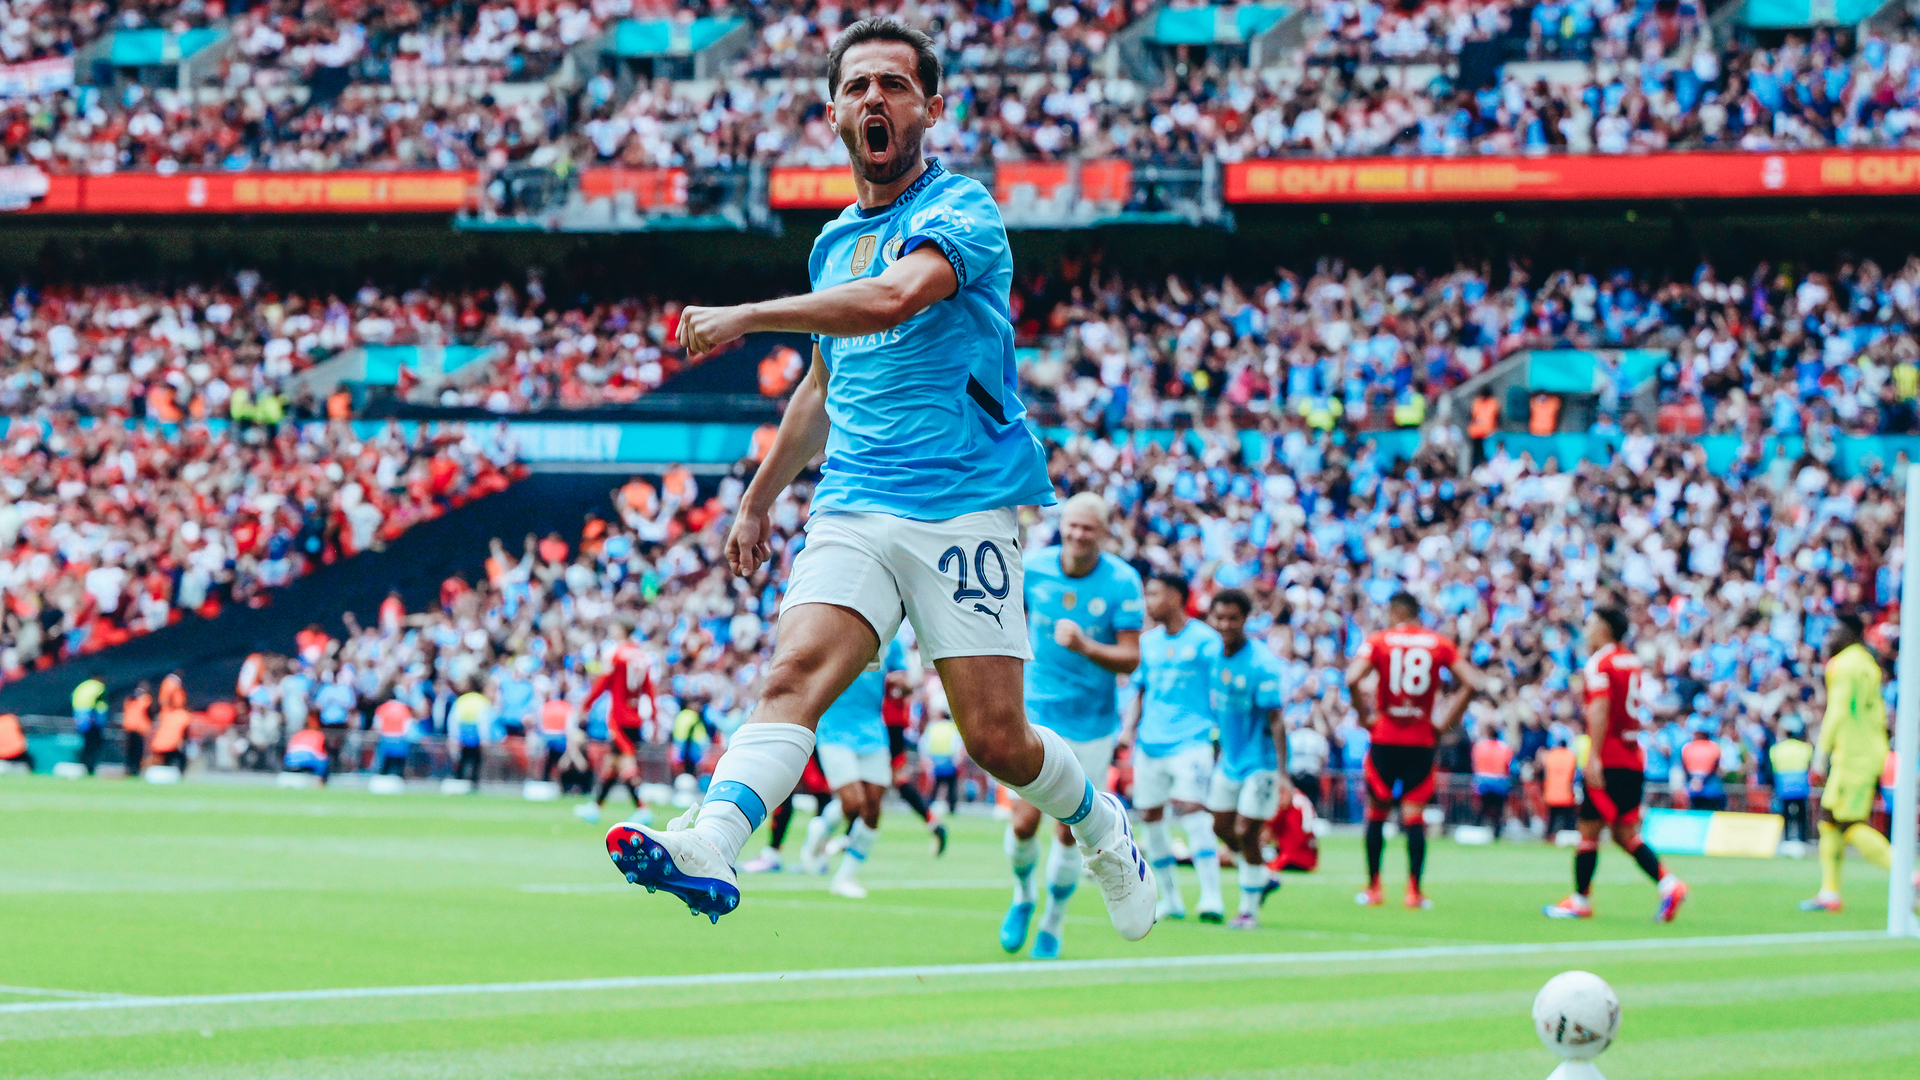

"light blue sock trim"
[1060,781,1096,826]
[1151,856,1177,869]
[1049,883,1077,901]
[705,781,767,831]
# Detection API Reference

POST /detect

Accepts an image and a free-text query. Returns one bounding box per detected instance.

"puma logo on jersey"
[972,603,1004,627]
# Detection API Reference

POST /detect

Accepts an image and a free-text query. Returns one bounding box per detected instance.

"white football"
[1532,970,1620,1060]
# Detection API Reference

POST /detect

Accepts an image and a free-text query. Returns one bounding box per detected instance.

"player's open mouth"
[863,117,891,157]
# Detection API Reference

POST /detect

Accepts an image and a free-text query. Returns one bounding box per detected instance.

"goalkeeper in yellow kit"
[1800,614,1894,912]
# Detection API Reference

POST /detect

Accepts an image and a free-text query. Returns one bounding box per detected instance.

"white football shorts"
[1132,743,1215,811]
[1206,767,1282,820]
[817,744,893,790]
[783,508,1029,661]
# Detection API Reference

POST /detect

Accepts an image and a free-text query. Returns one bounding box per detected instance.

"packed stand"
[736,0,1132,80]
[0,275,712,416]
[0,418,523,680]
[1014,256,1920,443]
[226,0,611,85]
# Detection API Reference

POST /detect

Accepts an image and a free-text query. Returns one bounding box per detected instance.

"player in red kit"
[574,641,657,825]
[1345,592,1484,909]
[1545,606,1688,921]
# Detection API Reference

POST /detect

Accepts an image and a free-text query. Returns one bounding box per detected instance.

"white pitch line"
[0,986,125,1000]
[0,930,1895,1017]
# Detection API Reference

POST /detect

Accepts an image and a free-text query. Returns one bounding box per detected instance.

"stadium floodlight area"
[1893,468,1920,937]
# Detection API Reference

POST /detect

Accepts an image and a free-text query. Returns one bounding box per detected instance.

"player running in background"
[575,639,656,825]
[1545,606,1689,921]
[1800,614,1903,912]
[605,19,1153,939]
[1001,492,1144,958]
[882,652,950,856]
[1204,588,1286,929]
[1131,573,1225,922]
[1346,592,1483,909]
[809,635,911,898]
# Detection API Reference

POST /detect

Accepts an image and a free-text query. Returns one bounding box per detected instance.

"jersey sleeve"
[1110,565,1146,633]
[1255,653,1283,710]
[901,183,1005,291]
[1434,635,1460,668]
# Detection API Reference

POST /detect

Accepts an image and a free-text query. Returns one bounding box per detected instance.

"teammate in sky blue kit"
[1000,493,1144,959]
[605,19,1154,943]
[1203,589,1287,929]
[805,635,910,898]
[1131,573,1225,923]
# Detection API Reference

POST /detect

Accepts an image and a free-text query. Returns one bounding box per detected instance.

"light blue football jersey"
[806,161,1053,520]
[816,636,907,754]
[1211,640,1283,780]
[1135,618,1221,758]
[1024,546,1146,742]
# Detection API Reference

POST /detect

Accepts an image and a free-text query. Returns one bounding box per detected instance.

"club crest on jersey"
[881,236,904,266]
[850,233,879,274]
[1088,597,1107,616]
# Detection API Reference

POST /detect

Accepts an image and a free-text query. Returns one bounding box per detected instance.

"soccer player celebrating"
[812,635,912,899]
[575,639,656,825]
[1204,588,1287,929]
[1800,614,1899,913]
[1345,592,1483,909]
[1002,492,1144,958]
[1131,574,1225,922]
[604,19,1155,939]
[1545,606,1689,921]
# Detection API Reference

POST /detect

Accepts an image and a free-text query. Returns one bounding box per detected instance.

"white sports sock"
[834,820,876,886]
[1182,810,1223,912]
[693,722,816,864]
[803,798,843,861]
[1238,860,1269,915]
[1038,838,1082,935]
[1005,825,1040,906]
[1142,815,1180,905]
[1011,726,1116,843]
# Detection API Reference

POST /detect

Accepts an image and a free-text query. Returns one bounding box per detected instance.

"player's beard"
[843,112,926,186]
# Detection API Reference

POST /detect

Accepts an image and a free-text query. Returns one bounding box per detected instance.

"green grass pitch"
[3,776,1916,1079]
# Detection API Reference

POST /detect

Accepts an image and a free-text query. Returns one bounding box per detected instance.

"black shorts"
[887,725,908,762]
[1579,767,1645,825]
[1364,744,1437,805]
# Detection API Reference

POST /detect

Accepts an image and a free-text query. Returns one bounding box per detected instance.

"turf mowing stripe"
[0,929,1894,1016]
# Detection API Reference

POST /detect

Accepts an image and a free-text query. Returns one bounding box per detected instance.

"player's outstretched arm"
[727,351,831,578]
[1436,656,1486,732]
[1344,653,1374,727]
[678,247,958,354]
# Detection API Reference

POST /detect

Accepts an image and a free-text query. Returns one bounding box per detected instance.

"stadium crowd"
[2,6,1920,176]
[0,417,522,680]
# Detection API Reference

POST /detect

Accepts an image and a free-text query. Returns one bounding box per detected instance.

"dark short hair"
[1596,606,1629,644]
[1210,588,1252,616]
[1389,591,1421,620]
[1150,573,1191,601]
[827,19,941,98]
[1836,611,1865,638]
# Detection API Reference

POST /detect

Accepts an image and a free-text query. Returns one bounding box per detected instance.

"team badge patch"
[1062,591,1076,610]
[851,234,879,274]
[881,236,904,266]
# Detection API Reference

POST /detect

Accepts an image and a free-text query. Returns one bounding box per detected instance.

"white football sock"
[694,722,815,865]
[1006,824,1040,906]
[1182,810,1223,913]
[834,820,876,887]
[803,798,844,861]
[1142,815,1180,907]
[1011,726,1117,843]
[1038,837,1081,935]
[1238,860,1269,915]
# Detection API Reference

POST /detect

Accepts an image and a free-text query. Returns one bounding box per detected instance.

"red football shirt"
[1581,643,1648,771]
[1366,627,1458,748]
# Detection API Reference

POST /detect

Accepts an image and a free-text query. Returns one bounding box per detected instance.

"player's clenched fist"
[1053,618,1084,650]
[725,506,773,577]
[677,304,753,356]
